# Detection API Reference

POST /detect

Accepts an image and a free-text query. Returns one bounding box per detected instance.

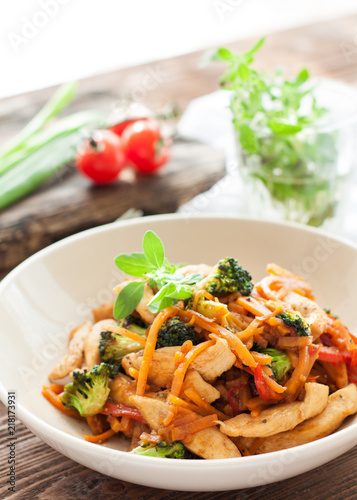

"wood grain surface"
[1,13,357,500]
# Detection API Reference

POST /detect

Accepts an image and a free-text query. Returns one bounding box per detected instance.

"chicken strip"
[122,346,178,390]
[109,373,137,406]
[220,382,329,438]
[190,338,236,383]
[49,322,91,381]
[92,303,115,322]
[136,282,156,324]
[182,370,220,404]
[84,319,117,370]
[184,427,241,459]
[130,395,241,459]
[122,339,235,390]
[284,291,328,339]
[254,384,357,454]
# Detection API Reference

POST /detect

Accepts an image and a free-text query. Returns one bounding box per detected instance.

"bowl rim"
[1,213,356,471]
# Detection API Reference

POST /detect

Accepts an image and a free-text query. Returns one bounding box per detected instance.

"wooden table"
[1,14,357,500]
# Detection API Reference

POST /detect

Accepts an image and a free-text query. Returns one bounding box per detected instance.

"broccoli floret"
[130,440,199,459]
[99,316,147,364]
[61,363,118,417]
[156,316,197,349]
[196,257,253,296]
[276,311,311,337]
[122,314,147,332]
[257,347,293,384]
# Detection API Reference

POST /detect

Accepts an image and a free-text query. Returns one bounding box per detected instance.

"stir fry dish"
[43,231,357,459]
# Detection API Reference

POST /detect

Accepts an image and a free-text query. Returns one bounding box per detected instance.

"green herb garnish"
[114,231,202,319]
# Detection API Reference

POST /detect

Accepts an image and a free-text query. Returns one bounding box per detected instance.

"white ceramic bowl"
[1,214,356,492]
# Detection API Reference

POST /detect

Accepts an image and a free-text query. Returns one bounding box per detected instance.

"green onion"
[0,111,104,211]
[0,110,104,176]
[0,82,77,164]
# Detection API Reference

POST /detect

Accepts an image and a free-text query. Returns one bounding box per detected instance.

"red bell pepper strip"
[253,363,282,401]
[101,402,146,423]
[318,346,353,364]
[227,383,247,413]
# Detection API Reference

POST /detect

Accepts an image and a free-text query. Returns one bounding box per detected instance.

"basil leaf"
[148,296,175,314]
[179,272,203,285]
[244,37,265,57]
[239,124,258,154]
[115,252,154,277]
[296,68,309,86]
[143,231,165,269]
[114,281,145,320]
[238,63,250,81]
[217,48,234,61]
[148,282,176,306]
[268,121,302,135]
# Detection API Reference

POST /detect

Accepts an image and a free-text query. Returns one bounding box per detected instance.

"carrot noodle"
[237,304,284,342]
[167,394,208,415]
[181,340,194,355]
[228,302,249,316]
[175,308,257,368]
[158,413,199,437]
[278,336,313,348]
[121,416,132,433]
[86,415,106,435]
[261,364,274,377]
[261,366,286,393]
[174,351,186,365]
[227,310,251,330]
[85,428,116,443]
[192,289,215,310]
[169,339,216,398]
[162,410,176,427]
[266,263,303,280]
[327,318,356,351]
[137,306,178,396]
[42,387,82,420]
[171,414,218,442]
[128,367,139,380]
[109,417,122,433]
[285,345,320,401]
[183,388,229,421]
[47,383,64,395]
[188,316,196,326]
[248,438,265,455]
[237,296,272,316]
[104,324,146,346]
[139,432,161,444]
[251,351,272,365]
[254,334,268,348]
[246,397,279,412]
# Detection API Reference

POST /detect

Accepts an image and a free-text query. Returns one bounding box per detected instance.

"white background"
[1,0,357,99]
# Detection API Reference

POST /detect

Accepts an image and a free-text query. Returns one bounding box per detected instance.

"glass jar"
[236,79,357,228]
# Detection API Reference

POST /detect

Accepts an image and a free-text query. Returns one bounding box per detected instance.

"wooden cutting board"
[0,139,225,279]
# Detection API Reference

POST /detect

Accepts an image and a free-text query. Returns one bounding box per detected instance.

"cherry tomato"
[121,119,171,174]
[109,117,149,137]
[76,130,126,184]
[109,102,150,136]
